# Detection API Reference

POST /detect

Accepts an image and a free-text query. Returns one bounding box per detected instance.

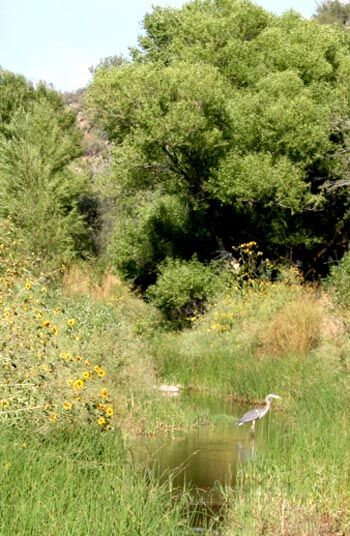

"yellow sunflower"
[72,379,84,390]
[100,388,108,399]
[105,406,113,417]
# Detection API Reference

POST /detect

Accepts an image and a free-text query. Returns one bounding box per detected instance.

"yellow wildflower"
[105,406,113,417]
[25,280,32,290]
[67,318,76,327]
[82,371,90,380]
[41,287,48,293]
[63,401,73,411]
[51,326,59,336]
[41,319,51,328]
[98,416,106,426]
[48,413,58,423]
[60,351,72,361]
[72,379,84,390]
[84,359,91,367]
[0,399,9,409]
[97,368,106,378]
[100,388,108,399]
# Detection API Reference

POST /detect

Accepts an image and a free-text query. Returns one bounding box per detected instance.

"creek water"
[131,391,281,531]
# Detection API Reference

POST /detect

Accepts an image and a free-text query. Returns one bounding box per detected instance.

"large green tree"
[0,70,93,267]
[87,0,350,283]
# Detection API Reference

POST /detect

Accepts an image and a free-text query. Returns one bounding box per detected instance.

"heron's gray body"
[236,406,268,426]
[236,394,281,431]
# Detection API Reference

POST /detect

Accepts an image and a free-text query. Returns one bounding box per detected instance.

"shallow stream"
[131,391,282,530]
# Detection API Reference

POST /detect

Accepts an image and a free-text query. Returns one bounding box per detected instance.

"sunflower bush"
[0,222,114,429]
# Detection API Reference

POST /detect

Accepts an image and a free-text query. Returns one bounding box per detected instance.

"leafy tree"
[0,69,78,135]
[87,0,350,285]
[0,98,91,266]
[107,192,192,285]
[89,54,127,75]
[0,70,35,132]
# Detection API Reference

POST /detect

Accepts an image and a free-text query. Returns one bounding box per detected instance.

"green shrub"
[107,192,190,282]
[0,70,35,132]
[0,99,91,268]
[325,251,350,308]
[146,257,221,325]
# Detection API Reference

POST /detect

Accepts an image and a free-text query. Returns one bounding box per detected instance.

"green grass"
[2,244,350,534]
[0,427,198,536]
[152,287,350,534]
[153,328,330,402]
[223,369,350,535]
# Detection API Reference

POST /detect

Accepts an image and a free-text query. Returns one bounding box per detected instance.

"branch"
[324,179,350,191]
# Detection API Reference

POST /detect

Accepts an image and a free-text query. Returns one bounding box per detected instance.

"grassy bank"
[224,374,350,535]
[2,230,350,534]
[0,427,198,536]
[153,276,345,397]
[151,276,350,534]
[0,231,208,435]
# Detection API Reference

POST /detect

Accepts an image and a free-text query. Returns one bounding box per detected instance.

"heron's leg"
[250,420,256,434]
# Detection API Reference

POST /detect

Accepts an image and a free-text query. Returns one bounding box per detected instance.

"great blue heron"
[236,394,281,433]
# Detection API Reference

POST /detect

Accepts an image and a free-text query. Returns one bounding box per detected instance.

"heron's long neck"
[265,399,271,411]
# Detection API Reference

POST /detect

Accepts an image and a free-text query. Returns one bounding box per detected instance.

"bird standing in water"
[236,393,281,433]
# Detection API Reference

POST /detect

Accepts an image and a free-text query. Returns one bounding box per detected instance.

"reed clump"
[223,369,350,535]
[0,427,196,536]
[258,293,322,357]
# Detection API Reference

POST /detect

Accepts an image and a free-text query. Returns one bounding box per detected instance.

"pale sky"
[1,0,318,92]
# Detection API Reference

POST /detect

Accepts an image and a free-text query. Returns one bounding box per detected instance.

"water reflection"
[150,426,240,488]
[131,392,276,492]
[236,438,256,463]
[130,392,282,530]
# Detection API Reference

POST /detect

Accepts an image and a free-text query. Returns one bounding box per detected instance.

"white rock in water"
[158,384,182,392]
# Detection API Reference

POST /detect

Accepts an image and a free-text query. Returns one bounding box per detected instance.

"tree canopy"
[0,69,93,266]
[87,0,350,284]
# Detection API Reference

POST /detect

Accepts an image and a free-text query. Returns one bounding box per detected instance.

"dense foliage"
[0,69,93,268]
[2,7,350,533]
[146,256,222,325]
[87,0,350,292]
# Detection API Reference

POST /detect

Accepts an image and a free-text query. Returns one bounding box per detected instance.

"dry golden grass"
[63,264,122,302]
[258,293,322,357]
[226,494,349,536]
[63,264,162,331]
